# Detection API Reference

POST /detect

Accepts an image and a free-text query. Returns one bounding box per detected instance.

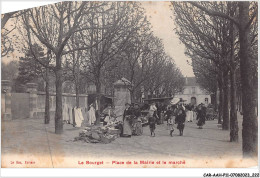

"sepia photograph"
[0,0,259,175]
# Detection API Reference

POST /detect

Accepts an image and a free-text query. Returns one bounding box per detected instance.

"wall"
[175,94,211,105]
[175,86,211,105]
[1,81,88,121]
[182,86,207,95]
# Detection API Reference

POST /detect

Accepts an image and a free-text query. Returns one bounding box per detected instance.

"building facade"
[175,77,211,106]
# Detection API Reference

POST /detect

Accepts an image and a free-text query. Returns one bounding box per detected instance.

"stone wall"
[1,80,88,121]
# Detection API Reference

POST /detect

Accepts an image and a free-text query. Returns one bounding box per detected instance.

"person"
[178,99,186,111]
[133,103,142,136]
[186,103,194,122]
[165,106,172,126]
[150,102,159,124]
[122,103,133,137]
[133,103,141,118]
[196,104,206,129]
[202,104,207,123]
[148,111,156,137]
[157,102,164,124]
[88,103,96,125]
[175,108,186,136]
[150,102,157,113]
[192,104,197,120]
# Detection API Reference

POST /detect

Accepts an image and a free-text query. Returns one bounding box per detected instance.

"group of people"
[149,101,208,137]
[121,103,143,137]
[87,100,208,138]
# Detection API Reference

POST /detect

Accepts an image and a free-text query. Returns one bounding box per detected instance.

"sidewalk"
[1,115,257,168]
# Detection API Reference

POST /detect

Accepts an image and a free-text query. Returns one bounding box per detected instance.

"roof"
[184,77,198,86]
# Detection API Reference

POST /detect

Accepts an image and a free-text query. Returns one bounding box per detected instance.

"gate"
[11,93,30,119]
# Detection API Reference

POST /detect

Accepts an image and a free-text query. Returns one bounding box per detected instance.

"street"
[1,114,257,168]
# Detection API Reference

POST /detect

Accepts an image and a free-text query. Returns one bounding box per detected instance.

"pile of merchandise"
[74,125,120,144]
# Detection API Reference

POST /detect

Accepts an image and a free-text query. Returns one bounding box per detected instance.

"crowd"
[86,99,208,138]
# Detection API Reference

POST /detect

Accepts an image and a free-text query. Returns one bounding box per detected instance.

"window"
[192,87,196,94]
[191,97,196,105]
[205,98,208,104]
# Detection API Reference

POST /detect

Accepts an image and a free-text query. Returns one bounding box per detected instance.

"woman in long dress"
[196,104,206,129]
[123,103,133,137]
[175,108,186,136]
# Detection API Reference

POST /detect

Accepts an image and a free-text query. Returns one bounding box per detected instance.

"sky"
[141,1,194,77]
[1,1,194,77]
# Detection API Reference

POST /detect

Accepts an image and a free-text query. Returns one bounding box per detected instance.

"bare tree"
[173,2,232,130]
[82,2,149,124]
[21,1,100,133]
[178,1,258,157]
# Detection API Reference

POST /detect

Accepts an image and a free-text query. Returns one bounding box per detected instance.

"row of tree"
[172,1,257,157]
[2,2,184,134]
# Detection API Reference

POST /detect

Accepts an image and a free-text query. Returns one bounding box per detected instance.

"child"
[168,115,175,137]
[148,111,156,137]
[165,106,175,136]
[175,108,186,136]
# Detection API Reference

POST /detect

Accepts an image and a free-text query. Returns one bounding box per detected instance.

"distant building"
[175,77,211,106]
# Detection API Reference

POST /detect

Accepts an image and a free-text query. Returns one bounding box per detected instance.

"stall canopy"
[88,94,113,111]
[143,97,173,104]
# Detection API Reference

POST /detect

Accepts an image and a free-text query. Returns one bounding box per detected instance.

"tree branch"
[187,2,240,26]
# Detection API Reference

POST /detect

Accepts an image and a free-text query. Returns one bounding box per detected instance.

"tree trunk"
[218,71,224,124]
[130,89,135,103]
[44,67,50,124]
[211,89,218,112]
[237,89,243,114]
[214,90,218,112]
[238,2,258,157]
[55,56,63,134]
[230,67,238,141]
[229,7,238,142]
[222,68,230,130]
